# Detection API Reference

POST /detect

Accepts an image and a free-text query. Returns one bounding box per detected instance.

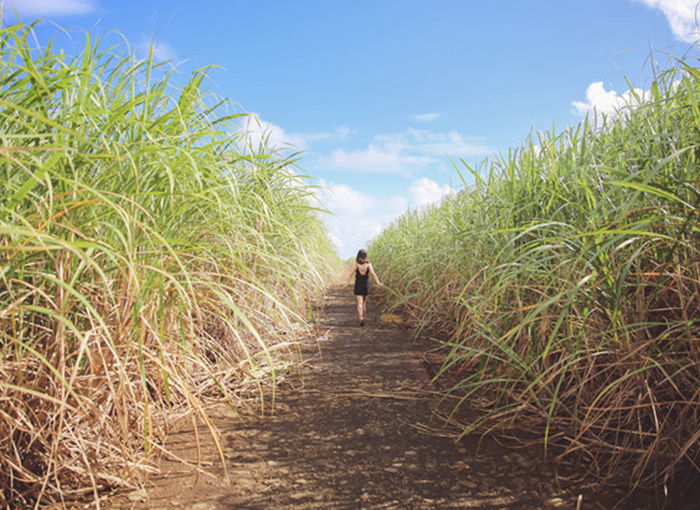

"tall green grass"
[0,22,339,508]
[371,55,700,493]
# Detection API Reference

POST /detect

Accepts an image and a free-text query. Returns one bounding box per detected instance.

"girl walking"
[344,249,383,326]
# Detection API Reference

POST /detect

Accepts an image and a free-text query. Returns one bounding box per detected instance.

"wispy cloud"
[572,81,649,121]
[136,39,179,62]
[411,113,443,123]
[239,114,351,153]
[240,114,309,152]
[235,118,485,257]
[322,144,433,175]
[406,128,491,157]
[632,0,700,42]
[7,0,97,16]
[316,129,493,175]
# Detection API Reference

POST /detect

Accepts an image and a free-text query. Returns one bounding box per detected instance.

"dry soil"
[99,286,691,510]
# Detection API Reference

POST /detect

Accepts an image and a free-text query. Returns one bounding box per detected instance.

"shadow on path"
[108,286,668,510]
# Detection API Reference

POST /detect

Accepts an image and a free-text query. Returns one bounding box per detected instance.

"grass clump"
[0,22,339,508]
[371,54,700,494]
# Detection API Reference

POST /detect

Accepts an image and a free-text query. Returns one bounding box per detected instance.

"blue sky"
[6,0,699,259]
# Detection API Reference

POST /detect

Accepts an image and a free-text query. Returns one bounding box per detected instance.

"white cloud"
[8,0,96,16]
[233,120,488,257]
[317,129,493,175]
[320,183,377,216]
[316,180,407,259]
[633,0,700,42]
[572,81,650,121]
[410,177,454,207]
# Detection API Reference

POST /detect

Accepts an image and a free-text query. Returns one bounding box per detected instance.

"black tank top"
[354,265,371,295]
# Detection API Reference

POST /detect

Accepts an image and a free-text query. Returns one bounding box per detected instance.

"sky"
[5,0,700,259]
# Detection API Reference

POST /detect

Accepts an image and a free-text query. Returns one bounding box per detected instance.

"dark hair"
[356,249,368,264]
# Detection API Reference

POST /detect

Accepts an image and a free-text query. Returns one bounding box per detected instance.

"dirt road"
[104,286,669,510]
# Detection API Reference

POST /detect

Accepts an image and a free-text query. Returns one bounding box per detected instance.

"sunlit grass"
[372,54,700,493]
[0,22,340,508]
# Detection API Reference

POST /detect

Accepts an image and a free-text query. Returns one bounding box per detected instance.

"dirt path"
[103,286,668,510]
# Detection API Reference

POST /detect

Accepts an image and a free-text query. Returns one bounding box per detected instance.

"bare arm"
[369,263,383,286]
[343,263,358,287]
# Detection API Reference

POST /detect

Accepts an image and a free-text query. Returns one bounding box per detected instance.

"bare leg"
[362,296,368,321]
[355,295,364,323]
